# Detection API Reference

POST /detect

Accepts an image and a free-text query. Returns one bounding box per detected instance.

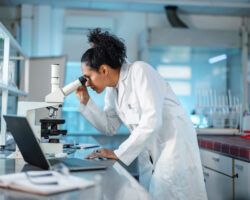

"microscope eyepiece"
[46,64,88,103]
[78,76,87,85]
[61,76,87,96]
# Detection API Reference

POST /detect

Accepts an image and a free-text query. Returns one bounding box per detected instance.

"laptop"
[3,115,107,171]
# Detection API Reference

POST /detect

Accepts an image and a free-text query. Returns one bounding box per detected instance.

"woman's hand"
[76,86,90,105]
[85,148,118,160]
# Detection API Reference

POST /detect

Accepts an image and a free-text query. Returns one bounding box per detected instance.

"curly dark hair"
[81,28,126,71]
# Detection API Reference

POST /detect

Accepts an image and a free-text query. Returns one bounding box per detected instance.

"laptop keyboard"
[48,158,88,167]
[47,158,107,171]
[48,159,62,166]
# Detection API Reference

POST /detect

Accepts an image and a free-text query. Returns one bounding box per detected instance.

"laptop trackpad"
[49,158,107,171]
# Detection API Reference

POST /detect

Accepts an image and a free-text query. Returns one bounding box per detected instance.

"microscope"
[16,64,86,156]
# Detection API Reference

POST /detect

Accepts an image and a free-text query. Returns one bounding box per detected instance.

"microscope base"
[7,150,23,159]
[40,143,63,155]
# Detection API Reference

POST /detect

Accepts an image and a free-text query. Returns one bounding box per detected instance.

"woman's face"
[82,63,107,93]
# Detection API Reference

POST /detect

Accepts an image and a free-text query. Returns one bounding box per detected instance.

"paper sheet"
[0,171,95,195]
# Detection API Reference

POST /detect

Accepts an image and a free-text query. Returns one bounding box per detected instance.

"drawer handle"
[235,164,243,171]
[212,157,220,162]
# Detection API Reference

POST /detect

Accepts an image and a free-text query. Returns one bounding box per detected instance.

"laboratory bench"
[198,135,250,162]
[198,135,250,200]
[0,149,153,200]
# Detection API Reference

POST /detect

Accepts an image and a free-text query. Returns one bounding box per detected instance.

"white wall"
[19,5,64,57]
[63,9,147,62]
[61,9,248,62]
[1,5,249,61]
[182,14,244,31]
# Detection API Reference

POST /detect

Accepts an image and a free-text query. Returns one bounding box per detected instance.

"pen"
[25,172,59,185]
[63,144,100,150]
[26,172,53,178]
[76,145,100,150]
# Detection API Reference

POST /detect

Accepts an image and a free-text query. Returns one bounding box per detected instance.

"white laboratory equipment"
[14,64,86,156]
[195,89,241,135]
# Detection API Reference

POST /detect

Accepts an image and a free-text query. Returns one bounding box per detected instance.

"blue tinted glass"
[62,62,129,134]
[148,46,241,128]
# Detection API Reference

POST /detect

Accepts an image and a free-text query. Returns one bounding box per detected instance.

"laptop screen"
[4,115,50,170]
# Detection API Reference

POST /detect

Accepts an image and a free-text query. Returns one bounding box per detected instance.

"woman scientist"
[76,28,207,200]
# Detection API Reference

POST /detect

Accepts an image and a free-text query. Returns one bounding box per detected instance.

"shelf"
[196,128,240,135]
[0,23,27,57]
[0,22,29,146]
[0,82,27,96]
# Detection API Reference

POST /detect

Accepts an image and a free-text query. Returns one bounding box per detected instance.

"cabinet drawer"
[200,149,233,176]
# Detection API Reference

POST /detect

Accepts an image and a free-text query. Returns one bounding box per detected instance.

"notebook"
[0,170,94,195]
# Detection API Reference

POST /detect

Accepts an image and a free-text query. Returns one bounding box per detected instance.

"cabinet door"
[203,167,233,200]
[235,160,250,200]
[200,149,233,176]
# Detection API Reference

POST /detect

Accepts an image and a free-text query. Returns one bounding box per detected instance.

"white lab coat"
[79,61,207,200]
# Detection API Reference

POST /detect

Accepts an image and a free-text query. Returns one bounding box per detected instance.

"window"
[148,46,241,119]
[62,62,128,134]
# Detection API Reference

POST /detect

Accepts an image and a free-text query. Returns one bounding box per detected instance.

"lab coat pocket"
[126,110,140,125]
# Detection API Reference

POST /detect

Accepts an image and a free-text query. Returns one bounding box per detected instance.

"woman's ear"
[100,64,109,76]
